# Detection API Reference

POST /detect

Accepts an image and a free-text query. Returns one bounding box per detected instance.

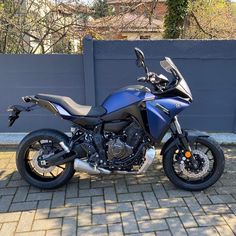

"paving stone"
[46,229,61,236]
[222,214,236,234]
[62,216,77,236]
[195,195,211,205]
[155,230,172,236]
[184,197,204,216]
[104,187,117,203]
[118,192,143,202]
[166,217,187,236]
[0,195,13,212]
[51,191,65,208]
[79,188,103,197]
[28,186,40,193]
[121,212,139,234]
[108,223,123,236]
[0,179,9,188]
[142,191,159,209]
[0,212,21,223]
[149,208,177,219]
[15,231,46,236]
[127,233,156,236]
[9,201,37,212]
[228,203,236,214]
[27,192,53,201]
[92,213,121,225]
[49,207,77,217]
[35,200,51,219]
[77,225,107,236]
[152,183,168,199]
[66,182,78,198]
[175,207,197,228]
[78,206,91,226]
[125,176,138,185]
[209,194,236,204]
[217,187,236,195]
[0,222,18,235]
[137,176,158,184]
[202,204,231,214]
[128,184,152,193]
[115,179,128,194]
[65,197,91,207]
[91,179,113,188]
[215,225,235,236]
[194,214,226,226]
[92,196,105,214]
[106,202,133,213]
[32,218,62,231]
[138,219,168,232]
[79,178,90,189]
[16,210,35,232]
[7,179,29,188]
[0,187,17,196]
[186,227,219,236]
[158,198,185,208]
[133,201,150,221]
[13,186,29,202]
[1,147,236,236]
[167,189,192,198]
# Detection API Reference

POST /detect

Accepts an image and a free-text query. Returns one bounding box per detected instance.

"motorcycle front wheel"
[163,136,225,191]
[16,129,75,189]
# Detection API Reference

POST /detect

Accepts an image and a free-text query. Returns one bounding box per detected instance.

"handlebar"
[137,72,169,92]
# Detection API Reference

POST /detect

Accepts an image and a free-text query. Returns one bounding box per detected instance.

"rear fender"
[7,95,61,127]
[161,130,209,156]
[7,104,38,127]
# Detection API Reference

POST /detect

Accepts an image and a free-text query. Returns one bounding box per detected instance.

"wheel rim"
[24,139,67,182]
[172,140,216,184]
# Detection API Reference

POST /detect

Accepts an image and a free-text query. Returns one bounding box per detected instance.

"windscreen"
[160,57,178,73]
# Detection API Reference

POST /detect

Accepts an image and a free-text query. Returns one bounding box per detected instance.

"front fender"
[160,130,209,156]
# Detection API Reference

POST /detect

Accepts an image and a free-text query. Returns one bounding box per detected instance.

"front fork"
[170,116,198,168]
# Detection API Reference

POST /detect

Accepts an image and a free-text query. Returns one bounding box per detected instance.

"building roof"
[90,12,163,33]
[50,3,91,15]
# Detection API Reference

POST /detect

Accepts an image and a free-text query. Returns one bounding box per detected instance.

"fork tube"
[172,116,192,152]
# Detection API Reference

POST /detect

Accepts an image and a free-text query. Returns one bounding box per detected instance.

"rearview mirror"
[134,48,145,68]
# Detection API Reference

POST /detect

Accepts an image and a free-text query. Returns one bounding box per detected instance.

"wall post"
[83,36,96,106]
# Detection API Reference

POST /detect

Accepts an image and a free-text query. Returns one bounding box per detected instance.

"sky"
[80,0,94,5]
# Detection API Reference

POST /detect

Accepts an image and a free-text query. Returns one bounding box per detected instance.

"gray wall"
[1,38,236,133]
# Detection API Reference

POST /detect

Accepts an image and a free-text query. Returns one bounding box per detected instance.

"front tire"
[16,129,75,189]
[163,137,225,191]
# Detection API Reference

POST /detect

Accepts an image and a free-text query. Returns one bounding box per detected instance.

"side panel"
[146,97,190,139]
[157,97,190,118]
[146,101,171,139]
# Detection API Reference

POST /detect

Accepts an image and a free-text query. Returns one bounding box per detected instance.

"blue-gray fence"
[1,37,236,133]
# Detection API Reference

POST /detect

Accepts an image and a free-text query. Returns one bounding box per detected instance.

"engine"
[71,121,145,171]
[107,138,133,160]
[105,121,144,162]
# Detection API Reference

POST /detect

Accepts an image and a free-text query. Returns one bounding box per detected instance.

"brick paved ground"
[0,146,236,236]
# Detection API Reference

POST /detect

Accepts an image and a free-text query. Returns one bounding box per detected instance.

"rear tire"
[163,137,225,191]
[16,129,75,189]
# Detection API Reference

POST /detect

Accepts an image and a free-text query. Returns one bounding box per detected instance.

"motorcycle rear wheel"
[163,136,225,191]
[16,129,75,189]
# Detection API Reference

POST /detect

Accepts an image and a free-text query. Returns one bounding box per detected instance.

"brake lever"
[137,76,147,82]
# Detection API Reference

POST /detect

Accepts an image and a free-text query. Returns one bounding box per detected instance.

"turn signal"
[185,151,191,158]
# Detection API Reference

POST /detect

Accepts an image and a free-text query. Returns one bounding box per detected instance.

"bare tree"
[0,0,93,53]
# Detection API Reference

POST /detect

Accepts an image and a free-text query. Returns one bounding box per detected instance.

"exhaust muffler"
[74,147,156,175]
[74,159,111,174]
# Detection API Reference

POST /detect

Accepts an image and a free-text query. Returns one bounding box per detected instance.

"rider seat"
[35,94,106,117]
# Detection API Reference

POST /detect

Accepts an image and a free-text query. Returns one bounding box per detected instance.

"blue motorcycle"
[8,48,225,190]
